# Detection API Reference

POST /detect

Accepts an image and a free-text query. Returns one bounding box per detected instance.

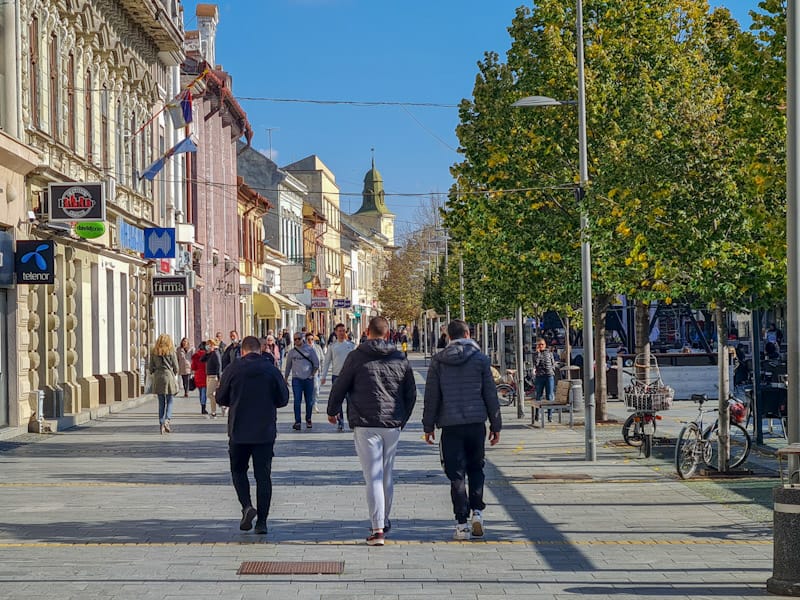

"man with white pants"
[327,316,416,546]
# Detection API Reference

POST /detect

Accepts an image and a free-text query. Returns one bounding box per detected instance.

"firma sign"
[152,276,188,297]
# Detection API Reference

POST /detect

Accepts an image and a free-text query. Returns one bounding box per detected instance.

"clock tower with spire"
[351,155,395,246]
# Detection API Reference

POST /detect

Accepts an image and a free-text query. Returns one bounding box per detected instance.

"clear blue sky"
[180,1,759,233]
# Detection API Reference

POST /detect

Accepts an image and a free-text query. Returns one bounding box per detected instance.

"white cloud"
[257,148,279,161]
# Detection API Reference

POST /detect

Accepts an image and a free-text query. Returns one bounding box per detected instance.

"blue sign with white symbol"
[144,228,176,259]
[15,240,55,285]
[0,231,13,287]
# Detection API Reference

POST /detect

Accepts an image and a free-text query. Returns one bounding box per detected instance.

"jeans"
[441,423,487,523]
[353,426,401,530]
[331,375,345,424]
[181,374,190,394]
[292,377,314,424]
[535,375,555,420]
[198,386,207,406]
[157,394,174,424]
[229,442,274,523]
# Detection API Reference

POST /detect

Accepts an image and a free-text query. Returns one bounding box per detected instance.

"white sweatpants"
[353,426,401,531]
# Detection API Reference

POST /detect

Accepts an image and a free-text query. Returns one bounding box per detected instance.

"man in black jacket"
[327,316,416,546]
[423,319,501,540]
[216,336,289,535]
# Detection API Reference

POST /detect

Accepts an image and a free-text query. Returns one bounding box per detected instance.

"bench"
[531,380,574,429]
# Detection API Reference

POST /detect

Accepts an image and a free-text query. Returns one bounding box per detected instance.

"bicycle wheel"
[622,413,655,447]
[705,422,751,470]
[496,384,516,407]
[643,433,652,458]
[675,424,701,480]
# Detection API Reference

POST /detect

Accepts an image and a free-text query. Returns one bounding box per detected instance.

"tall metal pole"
[577,0,596,461]
[787,0,800,476]
[516,305,525,419]
[459,256,465,321]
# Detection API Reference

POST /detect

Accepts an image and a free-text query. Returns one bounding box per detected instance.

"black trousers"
[440,423,487,523]
[229,442,274,522]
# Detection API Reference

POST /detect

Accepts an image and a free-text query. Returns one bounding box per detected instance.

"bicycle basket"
[623,384,674,411]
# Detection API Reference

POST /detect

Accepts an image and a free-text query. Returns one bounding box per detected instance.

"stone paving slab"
[0,355,782,599]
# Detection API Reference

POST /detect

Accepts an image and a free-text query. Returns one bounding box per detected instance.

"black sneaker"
[383,520,391,534]
[254,520,268,535]
[239,506,257,531]
[366,531,384,546]
[292,423,301,431]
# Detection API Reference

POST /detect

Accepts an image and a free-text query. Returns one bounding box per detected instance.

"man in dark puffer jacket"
[327,316,416,546]
[423,319,501,540]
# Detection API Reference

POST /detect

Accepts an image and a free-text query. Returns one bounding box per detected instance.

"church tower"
[351,157,395,246]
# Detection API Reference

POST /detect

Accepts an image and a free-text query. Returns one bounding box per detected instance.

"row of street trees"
[437,0,787,465]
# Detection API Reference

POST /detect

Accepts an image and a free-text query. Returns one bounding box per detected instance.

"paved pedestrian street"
[0,356,780,599]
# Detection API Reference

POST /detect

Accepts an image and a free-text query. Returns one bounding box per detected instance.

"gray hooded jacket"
[422,339,502,433]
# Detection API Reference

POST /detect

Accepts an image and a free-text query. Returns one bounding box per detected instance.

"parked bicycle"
[621,355,674,458]
[496,369,534,407]
[674,393,751,480]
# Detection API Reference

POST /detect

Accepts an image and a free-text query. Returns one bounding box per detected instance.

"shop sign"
[144,228,176,259]
[117,217,145,253]
[311,298,330,309]
[240,283,253,295]
[15,240,55,285]
[0,231,13,287]
[158,259,170,273]
[74,221,106,239]
[312,288,328,299]
[332,298,351,309]
[48,182,105,222]
[152,275,188,297]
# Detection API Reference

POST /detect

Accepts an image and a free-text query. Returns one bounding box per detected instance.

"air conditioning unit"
[186,271,196,289]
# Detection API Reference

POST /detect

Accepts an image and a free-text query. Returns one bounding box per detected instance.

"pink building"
[182,5,252,344]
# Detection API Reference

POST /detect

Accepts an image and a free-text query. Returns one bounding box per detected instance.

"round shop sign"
[57,185,97,219]
[74,221,106,239]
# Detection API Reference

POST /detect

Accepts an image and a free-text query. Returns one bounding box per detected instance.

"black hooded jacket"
[327,339,416,429]
[423,339,502,433]
[215,353,289,444]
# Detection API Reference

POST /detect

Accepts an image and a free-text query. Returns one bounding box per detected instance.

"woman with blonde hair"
[149,334,179,434]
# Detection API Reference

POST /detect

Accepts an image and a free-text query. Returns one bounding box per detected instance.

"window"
[84,69,93,162]
[29,17,40,129]
[158,129,165,219]
[67,53,75,149]
[130,114,137,189]
[100,86,109,169]
[115,101,124,185]
[49,33,59,139]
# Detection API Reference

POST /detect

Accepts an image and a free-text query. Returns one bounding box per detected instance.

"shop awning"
[253,293,280,318]
[271,290,305,312]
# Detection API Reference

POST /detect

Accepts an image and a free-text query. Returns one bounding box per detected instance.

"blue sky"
[180,1,759,232]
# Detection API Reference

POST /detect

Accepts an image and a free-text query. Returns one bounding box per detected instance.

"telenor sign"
[74,222,106,239]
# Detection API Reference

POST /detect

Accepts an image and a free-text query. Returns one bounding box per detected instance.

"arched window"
[49,33,59,139]
[130,113,137,189]
[84,68,93,162]
[100,85,109,169]
[115,100,124,184]
[67,53,76,149]
[29,17,40,129]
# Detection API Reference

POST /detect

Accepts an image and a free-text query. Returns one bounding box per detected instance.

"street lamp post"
[512,0,596,461]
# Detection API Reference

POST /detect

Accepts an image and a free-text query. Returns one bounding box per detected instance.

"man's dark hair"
[241,336,261,354]
[368,316,390,337]
[447,319,469,340]
[334,323,345,330]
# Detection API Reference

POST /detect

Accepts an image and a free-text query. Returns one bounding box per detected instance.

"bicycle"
[496,369,534,407]
[621,355,674,458]
[674,393,752,480]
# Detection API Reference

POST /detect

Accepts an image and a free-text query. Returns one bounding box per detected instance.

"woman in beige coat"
[149,334,179,434]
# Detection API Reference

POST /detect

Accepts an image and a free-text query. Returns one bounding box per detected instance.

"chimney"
[196,4,219,67]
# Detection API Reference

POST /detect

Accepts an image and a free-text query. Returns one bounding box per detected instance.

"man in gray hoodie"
[423,319,501,540]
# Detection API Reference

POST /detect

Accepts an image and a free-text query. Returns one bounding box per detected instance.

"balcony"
[117,0,183,54]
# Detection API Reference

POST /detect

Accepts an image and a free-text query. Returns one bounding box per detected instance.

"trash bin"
[768,445,800,596]
[568,379,584,411]
[560,365,580,381]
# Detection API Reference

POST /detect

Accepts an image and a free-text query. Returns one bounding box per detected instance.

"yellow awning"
[253,293,280,318]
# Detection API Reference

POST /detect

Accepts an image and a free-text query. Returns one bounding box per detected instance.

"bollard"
[767,486,800,595]
[37,389,44,424]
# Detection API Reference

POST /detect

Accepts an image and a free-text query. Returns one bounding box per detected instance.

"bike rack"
[777,444,800,487]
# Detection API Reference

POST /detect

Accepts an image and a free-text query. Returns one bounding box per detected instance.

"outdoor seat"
[756,385,788,439]
[531,380,574,429]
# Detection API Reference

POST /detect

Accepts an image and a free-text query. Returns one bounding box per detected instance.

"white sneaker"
[471,510,484,538]
[453,522,471,541]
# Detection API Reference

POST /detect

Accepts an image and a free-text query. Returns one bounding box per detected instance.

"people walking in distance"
[284,332,319,430]
[215,331,227,353]
[765,322,783,346]
[423,319,501,540]
[306,333,325,414]
[202,339,222,418]
[327,316,417,546]
[436,325,449,352]
[321,323,356,431]
[222,330,242,371]
[412,325,420,352]
[148,334,180,435]
[215,336,289,535]
[190,341,209,414]
[177,337,193,398]
[533,337,557,422]
[279,329,291,361]
[261,334,280,366]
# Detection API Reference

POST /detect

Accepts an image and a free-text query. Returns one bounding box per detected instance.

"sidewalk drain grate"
[532,473,592,480]
[237,561,344,575]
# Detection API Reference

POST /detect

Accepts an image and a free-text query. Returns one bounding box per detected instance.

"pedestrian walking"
[321,323,357,431]
[215,331,227,353]
[284,332,319,430]
[326,316,417,546]
[215,336,289,535]
[221,330,242,372]
[190,342,209,414]
[202,339,222,418]
[177,337,193,397]
[306,333,325,414]
[423,319,501,540]
[148,334,180,435]
[261,334,280,366]
[533,337,557,422]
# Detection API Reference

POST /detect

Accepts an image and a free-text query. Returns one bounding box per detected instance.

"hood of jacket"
[357,338,398,358]
[437,339,481,365]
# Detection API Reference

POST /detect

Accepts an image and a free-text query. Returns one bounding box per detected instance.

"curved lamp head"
[512,96,576,107]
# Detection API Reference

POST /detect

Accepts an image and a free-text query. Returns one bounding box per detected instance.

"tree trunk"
[716,306,731,472]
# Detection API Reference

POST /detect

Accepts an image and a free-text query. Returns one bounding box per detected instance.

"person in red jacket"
[191,341,209,415]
